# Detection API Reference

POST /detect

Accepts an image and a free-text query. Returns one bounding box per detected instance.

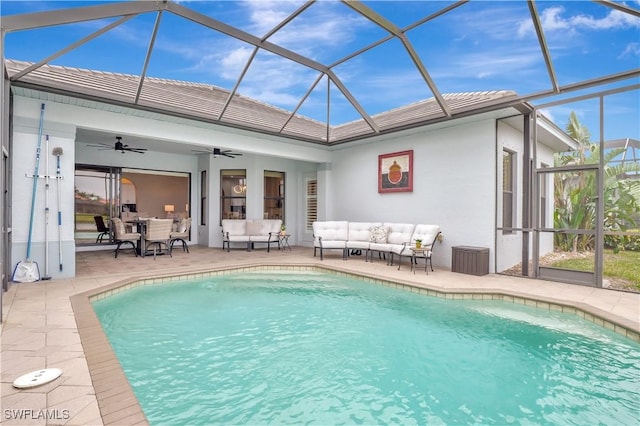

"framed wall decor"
[378,150,413,193]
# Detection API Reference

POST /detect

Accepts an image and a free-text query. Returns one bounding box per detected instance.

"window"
[200,170,206,226]
[221,169,246,220]
[306,178,317,232]
[264,171,284,221]
[502,150,516,233]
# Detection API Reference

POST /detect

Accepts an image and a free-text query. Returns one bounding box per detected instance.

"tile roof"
[6,59,519,144]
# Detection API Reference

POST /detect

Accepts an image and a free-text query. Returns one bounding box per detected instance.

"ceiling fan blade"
[88,137,146,154]
[219,149,242,158]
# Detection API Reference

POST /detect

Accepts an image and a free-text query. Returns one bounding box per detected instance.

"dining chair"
[144,218,173,259]
[170,217,192,253]
[111,218,140,258]
[94,215,110,243]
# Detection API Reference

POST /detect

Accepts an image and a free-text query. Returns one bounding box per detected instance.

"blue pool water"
[93,271,640,425]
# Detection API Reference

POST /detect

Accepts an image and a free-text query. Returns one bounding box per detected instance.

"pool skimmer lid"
[13,368,63,389]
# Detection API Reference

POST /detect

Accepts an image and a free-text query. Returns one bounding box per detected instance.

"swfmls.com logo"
[4,409,71,421]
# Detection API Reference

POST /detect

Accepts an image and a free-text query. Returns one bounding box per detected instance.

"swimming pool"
[93,271,640,425]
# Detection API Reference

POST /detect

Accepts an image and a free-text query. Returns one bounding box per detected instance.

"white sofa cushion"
[313,221,348,248]
[222,219,246,236]
[346,222,381,249]
[248,219,282,242]
[246,221,263,236]
[390,224,440,256]
[412,224,441,247]
[371,223,414,253]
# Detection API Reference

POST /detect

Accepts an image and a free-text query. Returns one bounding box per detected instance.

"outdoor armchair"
[111,217,140,258]
[170,217,192,253]
[144,218,173,259]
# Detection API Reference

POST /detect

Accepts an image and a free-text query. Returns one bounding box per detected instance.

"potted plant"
[280,224,286,236]
[415,239,422,249]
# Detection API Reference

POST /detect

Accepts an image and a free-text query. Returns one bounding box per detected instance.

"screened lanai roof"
[1,0,639,145]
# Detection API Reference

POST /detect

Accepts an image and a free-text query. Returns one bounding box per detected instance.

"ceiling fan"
[191,147,243,158]
[87,136,147,154]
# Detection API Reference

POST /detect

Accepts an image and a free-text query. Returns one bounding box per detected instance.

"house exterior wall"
[327,120,498,271]
[11,106,77,278]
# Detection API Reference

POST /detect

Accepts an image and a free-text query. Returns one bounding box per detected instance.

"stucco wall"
[11,103,77,278]
[327,120,497,271]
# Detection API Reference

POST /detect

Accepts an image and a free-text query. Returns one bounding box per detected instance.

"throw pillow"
[369,225,389,243]
[178,219,188,233]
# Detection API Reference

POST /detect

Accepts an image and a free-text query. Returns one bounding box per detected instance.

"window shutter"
[306,179,317,231]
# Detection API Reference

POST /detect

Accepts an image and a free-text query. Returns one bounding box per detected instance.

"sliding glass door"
[74,166,121,246]
[75,165,191,246]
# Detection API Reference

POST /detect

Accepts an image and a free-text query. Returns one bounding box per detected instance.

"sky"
[1,0,639,142]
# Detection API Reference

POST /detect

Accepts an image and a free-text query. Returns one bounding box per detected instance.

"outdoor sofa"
[222,219,282,252]
[312,221,441,271]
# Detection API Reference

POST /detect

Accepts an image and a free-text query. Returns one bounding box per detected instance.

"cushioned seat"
[393,224,441,270]
[346,222,382,261]
[170,217,192,253]
[144,218,173,259]
[369,223,415,264]
[313,221,348,260]
[247,220,282,252]
[111,218,140,258]
[94,215,110,244]
[222,219,282,252]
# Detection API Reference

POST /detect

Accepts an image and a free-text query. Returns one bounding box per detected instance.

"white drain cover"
[13,368,63,389]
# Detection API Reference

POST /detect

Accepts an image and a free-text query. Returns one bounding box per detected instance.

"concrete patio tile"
[64,400,103,426]
[51,358,92,387]
[1,391,47,425]
[0,355,45,383]
[2,312,46,329]
[44,312,77,329]
[46,386,100,425]
[0,329,46,351]
[10,299,47,313]
[45,329,81,347]
[43,341,84,354]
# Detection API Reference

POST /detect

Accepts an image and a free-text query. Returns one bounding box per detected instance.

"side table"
[278,234,292,251]
[410,246,431,274]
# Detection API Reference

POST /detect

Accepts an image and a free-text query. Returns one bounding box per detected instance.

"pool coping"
[70,262,640,425]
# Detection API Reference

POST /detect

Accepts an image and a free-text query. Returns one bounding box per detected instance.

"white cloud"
[197,0,369,107]
[219,46,254,79]
[618,42,640,59]
[239,0,367,57]
[517,4,639,37]
[442,49,543,81]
